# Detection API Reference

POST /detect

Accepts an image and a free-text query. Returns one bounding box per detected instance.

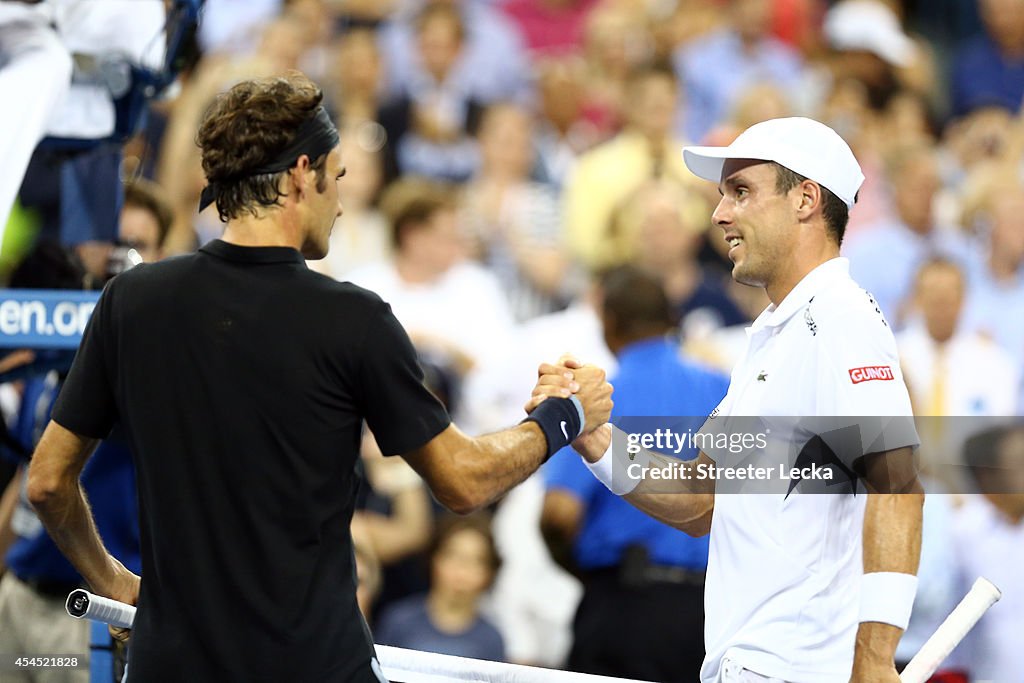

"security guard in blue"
[541,265,729,683]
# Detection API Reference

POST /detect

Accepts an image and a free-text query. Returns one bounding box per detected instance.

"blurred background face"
[403,208,465,273]
[119,205,163,263]
[258,18,305,71]
[626,73,677,138]
[981,0,1024,53]
[539,58,585,132]
[731,84,792,131]
[989,190,1024,265]
[732,0,771,42]
[892,153,940,233]
[951,107,1014,168]
[832,49,891,91]
[431,528,494,601]
[334,29,382,96]
[585,8,630,72]
[478,106,534,179]
[916,263,964,343]
[418,13,463,81]
[633,187,701,269]
[884,92,935,146]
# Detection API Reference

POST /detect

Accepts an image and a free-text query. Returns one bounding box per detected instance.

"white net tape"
[377,645,651,683]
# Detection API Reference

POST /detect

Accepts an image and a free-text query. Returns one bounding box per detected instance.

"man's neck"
[766,248,840,306]
[222,210,302,250]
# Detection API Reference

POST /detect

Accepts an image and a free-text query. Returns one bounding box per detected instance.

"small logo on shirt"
[849,365,894,384]
[560,421,569,440]
[804,299,817,336]
[865,292,888,327]
[757,371,768,382]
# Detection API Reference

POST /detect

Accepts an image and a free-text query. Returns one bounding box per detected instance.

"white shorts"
[720,659,788,683]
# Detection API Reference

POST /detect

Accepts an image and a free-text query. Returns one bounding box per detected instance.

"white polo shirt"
[700,258,917,683]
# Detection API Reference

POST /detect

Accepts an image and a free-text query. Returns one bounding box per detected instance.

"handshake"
[524,355,614,463]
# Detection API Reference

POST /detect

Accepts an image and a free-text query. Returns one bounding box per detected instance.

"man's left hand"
[100,558,140,643]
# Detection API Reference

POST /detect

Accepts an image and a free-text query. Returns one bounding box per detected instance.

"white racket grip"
[65,589,136,629]
[899,577,1001,683]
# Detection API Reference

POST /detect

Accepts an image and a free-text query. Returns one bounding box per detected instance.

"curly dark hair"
[196,72,329,222]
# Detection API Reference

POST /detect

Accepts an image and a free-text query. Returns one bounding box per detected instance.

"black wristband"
[522,395,585,460]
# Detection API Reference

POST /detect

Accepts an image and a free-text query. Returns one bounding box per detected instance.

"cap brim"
[682,146,735,184]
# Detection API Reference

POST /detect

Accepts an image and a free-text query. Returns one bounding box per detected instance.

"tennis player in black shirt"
[25,73,611,682]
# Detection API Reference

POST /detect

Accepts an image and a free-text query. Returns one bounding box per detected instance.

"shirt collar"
[200,239,307,266]
[751,257,850,331]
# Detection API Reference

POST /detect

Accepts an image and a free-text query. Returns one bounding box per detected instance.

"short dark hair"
[196,72,329,222]
[771,162,853,246]
[600,265,676,338]
[123,178,174,248]
[429,512,502,585]
[379,178,455,250]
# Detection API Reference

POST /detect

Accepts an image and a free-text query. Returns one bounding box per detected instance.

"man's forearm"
[458,422,552,508]
[574,430,715,535]
[854,490,924,670]
[26,423,119,593]
[625,450,715,535]
[406,422,550,515]
[29,478,120,592]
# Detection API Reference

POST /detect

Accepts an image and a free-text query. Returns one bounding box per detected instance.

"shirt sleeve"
[812,295,919,459]
[357,302,451,456]
[50,281,118,439]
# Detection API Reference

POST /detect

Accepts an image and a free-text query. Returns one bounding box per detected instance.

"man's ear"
[795,179,822,220]
[289,154,313,196]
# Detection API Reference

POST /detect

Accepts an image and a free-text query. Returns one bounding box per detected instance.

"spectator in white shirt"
[952,425,1024,682]
[347,178,515,413]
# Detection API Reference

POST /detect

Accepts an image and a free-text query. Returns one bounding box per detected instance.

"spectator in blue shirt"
[951,0,1024,117]
[674,0,804,143]
[541,265,728,682]
[374,513,505,662]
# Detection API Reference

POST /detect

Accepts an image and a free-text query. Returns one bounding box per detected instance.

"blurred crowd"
[2,0,1024,681]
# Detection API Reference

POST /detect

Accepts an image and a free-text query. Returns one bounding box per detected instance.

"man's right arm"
[401,362,613,515]
[401,421,553,514]
[571,425,716,537]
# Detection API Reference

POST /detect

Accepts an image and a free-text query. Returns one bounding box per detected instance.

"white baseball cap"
[824,0,915,68]
[682,117,865,208]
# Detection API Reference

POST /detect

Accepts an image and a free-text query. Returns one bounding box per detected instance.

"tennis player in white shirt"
[533,118,924,682]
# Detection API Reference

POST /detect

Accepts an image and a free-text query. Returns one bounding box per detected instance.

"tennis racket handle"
[65,589,136,629]
[899,577,1001,683]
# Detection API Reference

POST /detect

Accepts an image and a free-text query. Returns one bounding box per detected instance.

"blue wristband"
[522,395,585,460]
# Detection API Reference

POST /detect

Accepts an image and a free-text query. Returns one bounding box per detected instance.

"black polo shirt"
[52,240,450,682]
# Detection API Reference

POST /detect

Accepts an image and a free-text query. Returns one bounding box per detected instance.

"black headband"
[198,106,340,212]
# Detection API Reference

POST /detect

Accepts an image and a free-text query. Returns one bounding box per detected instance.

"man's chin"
[731,263,764,288]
